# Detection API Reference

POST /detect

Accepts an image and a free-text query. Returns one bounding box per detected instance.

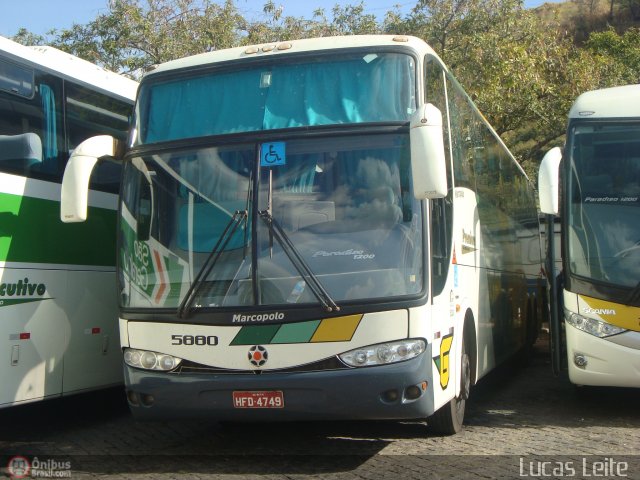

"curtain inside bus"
[39,84,59,172]
[140,53,415,144]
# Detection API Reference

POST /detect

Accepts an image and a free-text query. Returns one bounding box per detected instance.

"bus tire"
[428,336,470,435]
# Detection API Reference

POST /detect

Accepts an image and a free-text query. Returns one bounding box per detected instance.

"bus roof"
[569,84,640,120]
[0,35,138,103]
[145,35,438,79]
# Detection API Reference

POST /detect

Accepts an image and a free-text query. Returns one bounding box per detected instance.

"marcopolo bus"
[61,35,542,433]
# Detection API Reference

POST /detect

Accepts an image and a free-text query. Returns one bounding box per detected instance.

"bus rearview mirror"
[538,147,562,216]
[410,103,448,200]
[60,135,123,223]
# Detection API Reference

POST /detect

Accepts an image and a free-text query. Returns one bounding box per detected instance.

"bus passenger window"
[0,72,62,179]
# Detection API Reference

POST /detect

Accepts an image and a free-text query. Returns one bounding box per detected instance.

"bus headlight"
[124,348,183,371]
[339,339,426,367]
[566,312,626,338]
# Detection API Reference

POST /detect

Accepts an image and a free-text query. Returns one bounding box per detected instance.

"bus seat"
[350,185,403,227]
[273,197,335,232]
[0,133,43,170]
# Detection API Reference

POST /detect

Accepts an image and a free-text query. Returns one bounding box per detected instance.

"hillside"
[534,0,640,43]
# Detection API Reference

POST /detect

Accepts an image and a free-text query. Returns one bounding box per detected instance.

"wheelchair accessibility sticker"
[261,142,286,167]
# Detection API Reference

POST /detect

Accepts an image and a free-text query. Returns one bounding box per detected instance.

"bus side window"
[66,82,132,194]
[431,197,452,274]
[0,61,62,179]
[0,56,34,98]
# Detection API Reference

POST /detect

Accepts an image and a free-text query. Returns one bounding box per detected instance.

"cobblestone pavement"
[1,334,639,479]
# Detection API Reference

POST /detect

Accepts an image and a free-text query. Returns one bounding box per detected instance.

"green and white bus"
[0,35,137,407]
[62,35,542,433]
[539,84,640,387]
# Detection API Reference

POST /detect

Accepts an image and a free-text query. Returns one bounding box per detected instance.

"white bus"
[539,84,640,387]
[0,35,138,407]
[61,35,542,434]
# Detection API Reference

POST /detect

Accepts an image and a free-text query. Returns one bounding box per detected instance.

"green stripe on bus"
[0,298,51,307]
[270,320,320,344]
[0,191,117,266]
[230,324,280,346]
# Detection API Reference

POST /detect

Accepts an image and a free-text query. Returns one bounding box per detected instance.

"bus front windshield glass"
[119,134,424,311]
[567,122,640,288]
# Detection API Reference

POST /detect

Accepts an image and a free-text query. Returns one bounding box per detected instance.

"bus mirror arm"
[60,135,123,223]
[409,103,448,200]
[538,146,563,376]
[538,147,562,216]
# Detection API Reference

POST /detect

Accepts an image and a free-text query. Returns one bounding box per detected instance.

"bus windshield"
[119,133,423,312]
[134,51,416,145]
[566,122,640,288]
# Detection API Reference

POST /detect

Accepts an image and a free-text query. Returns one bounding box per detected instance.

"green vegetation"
[11,0,640,178]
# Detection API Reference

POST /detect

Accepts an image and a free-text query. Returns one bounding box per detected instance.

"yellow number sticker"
[438,334,453,389]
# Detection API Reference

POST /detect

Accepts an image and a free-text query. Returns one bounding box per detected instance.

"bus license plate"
[232,391,284,409]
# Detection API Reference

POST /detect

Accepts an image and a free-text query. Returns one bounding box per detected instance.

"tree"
[585,27,640,83]
[403,0,566,165]
[244,1,382,44]
[399,0,625,172]
[51,0,247,77]
[11,28,47,46]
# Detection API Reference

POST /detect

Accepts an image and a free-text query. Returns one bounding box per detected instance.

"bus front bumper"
[566,323,640,387]
[124,351,435,421]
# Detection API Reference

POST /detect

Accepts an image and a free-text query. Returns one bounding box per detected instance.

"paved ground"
[1,334,639,479]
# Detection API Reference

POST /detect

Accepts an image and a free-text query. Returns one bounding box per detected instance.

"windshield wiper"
[177,209,248,318]
[258,169,338,313]
[178,170,253,319]
[257,170,339,313]
[259,209,340,313]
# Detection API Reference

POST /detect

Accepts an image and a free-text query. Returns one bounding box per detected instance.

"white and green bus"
[539,84,640,387]
[0,35,137,407]
[62,35,542,433]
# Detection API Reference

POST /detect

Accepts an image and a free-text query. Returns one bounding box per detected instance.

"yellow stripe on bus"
[310,314,363,342]
[579,295,640,332]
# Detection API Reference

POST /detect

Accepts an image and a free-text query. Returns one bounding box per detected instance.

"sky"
[0,0,550,38]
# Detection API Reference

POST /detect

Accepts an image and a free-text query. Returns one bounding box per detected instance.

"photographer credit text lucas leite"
[520,457,629,478]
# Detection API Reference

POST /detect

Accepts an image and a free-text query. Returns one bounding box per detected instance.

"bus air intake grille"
[175,356,349,374]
